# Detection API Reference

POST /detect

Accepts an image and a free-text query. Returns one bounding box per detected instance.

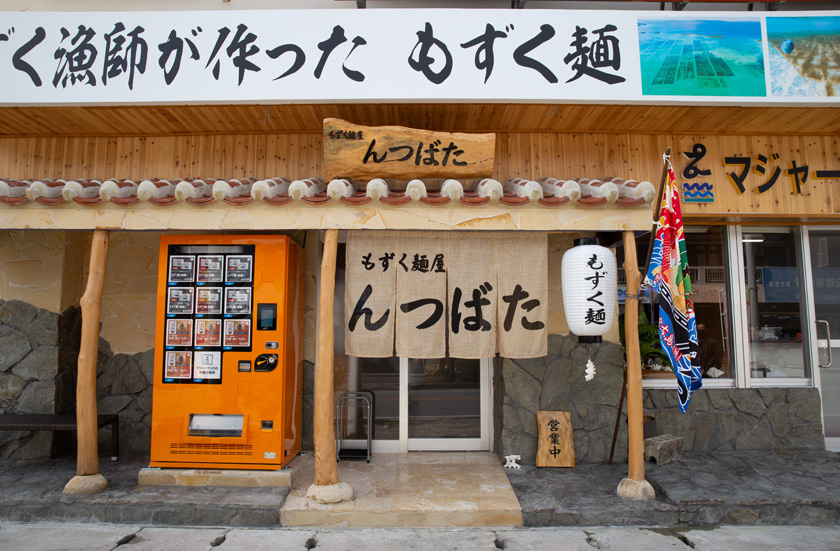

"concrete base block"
[644,434,684,466]
[616,478,655,501]
[306,481,354,504]
[63,473,108,495]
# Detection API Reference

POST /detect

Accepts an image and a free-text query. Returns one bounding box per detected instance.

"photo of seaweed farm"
[638,19,766,97]
[767,16,840,97]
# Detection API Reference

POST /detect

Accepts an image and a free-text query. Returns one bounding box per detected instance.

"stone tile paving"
[281,452,523,527]
[505,461,680,527]
[3,449,839,528]
[646,450,840,525]
[506,450,840,527]
[0,454,288,526]
[4,523,840,551]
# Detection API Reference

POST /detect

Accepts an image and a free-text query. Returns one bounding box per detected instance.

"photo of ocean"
[638,19,766,97]
[767,16,840,97]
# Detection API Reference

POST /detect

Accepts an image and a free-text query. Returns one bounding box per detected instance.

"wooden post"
[612,149,670,470]
[64,230,110,495]
[77,230,109,476]
[622,230,645,482]
[314,229,339,487]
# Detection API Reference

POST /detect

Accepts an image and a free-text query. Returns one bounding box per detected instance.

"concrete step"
[138,454,304,488]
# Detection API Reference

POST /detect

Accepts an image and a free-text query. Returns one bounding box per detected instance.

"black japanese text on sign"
[344,232,548,360]
[681,142,840,197]
[0,10,635,104]
[323,118,494,182]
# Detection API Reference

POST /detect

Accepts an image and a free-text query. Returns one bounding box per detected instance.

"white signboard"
[0,9,837,105]
[193,351,221,380]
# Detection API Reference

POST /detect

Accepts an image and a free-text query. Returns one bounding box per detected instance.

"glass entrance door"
[404,358,490,451]
[337,356,492,453]
[808,230,840,450]
[332,239,491,453]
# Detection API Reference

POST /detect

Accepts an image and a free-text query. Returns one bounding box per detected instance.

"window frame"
[642,224,816,391]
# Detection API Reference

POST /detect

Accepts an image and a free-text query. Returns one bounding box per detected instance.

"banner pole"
[642,147,672,285]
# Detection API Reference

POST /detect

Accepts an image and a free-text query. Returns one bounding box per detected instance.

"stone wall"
[95,341,154,454]
[497,334,826,465]
[498,335,629,464]
[0,299,80,458]
[644,387,824,451]
[0,297,155,457]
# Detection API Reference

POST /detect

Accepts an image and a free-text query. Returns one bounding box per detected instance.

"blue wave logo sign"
[683,182,714,203]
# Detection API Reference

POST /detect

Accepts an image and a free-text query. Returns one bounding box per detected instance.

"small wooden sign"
[323,118,495,183]
[536,411,575,468]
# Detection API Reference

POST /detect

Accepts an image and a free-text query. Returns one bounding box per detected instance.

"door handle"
[818,319,832,368]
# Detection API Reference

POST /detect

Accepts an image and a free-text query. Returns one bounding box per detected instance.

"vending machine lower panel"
[150,235,303,470]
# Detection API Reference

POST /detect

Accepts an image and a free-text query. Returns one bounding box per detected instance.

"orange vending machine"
[150,235,303,469]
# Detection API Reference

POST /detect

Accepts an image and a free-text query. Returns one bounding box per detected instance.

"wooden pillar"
[314,229,339,486]
[622,230,645,482]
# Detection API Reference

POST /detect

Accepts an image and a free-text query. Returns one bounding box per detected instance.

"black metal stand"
[335,390,374,463]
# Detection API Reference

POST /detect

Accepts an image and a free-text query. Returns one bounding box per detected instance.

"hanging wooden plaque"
[323,118,495,183]
[536,411,575,468]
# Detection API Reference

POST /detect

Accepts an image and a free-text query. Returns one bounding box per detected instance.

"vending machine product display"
[150,235,304,469]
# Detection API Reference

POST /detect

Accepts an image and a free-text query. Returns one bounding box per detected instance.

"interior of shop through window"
[612,226,733,381]
[742,228,809,380]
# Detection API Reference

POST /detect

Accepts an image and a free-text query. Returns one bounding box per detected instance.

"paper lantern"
[561,239,617,342]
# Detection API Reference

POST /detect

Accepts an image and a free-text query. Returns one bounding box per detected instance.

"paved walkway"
[0,449,838,528]
[281,452,521,527]
[507,450,840,526]
[2,522,840,551]
[0,454,287,526]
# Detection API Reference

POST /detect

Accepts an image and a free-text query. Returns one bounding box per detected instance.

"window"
[741,228,809,381]
[616,226,735,383]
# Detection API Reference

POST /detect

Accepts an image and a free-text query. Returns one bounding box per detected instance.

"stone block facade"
[644,386,824,452]
[0,298,156,457]
[497,335,629,464]
[0,299,79,458]
[497,334,825,465]
[94,340,154,455]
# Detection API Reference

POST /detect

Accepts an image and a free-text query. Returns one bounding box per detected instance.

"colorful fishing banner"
[644,155,702,413]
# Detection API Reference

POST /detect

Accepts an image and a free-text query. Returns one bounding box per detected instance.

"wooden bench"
[0,414,119,461]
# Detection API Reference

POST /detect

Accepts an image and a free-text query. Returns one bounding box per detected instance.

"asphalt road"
[1,522,838,551]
